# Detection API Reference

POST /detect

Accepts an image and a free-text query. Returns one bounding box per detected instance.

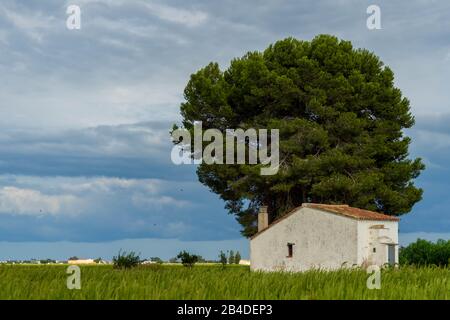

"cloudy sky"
[0,0,449,260]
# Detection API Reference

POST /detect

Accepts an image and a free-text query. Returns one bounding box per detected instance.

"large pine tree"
[178,35,424,237]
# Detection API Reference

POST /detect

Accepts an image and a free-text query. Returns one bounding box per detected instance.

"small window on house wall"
[373,248,376,253]
[287,243,294,258]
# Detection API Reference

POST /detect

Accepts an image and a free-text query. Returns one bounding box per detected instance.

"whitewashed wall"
[250,207,399,272]
[250,207,358,272]
[357,220,398,266]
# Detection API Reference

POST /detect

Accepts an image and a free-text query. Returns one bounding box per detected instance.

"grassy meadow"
[0,264,449,300]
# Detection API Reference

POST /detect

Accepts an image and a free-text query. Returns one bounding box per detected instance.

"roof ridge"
[251,203,399,240]
[302,203,349,207]
[305,203,399,221]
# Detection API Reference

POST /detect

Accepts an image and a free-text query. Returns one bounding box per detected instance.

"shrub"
[169,257,178,263]
[177,251,199,268]
[400,239,450,266]
[219,251,227,268]
[39,259,56,264]
[234,251,242,264]
[112,250,140,269]
[150,257,163,264]
[94,257,103,264]
[228,250,235,265]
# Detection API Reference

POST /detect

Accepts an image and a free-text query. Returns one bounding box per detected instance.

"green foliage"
[219,251,227,267]
[150,257,163,264]
[177,35,424,237]
[112,250,140,269]
[39,259,56,264]
[219,250,241,265]
[228,250,235,265]
[234,251,242,264]
[0,265,449,299]
[400,239,450,266]
[177,251,199,268]
[169,257,178,263]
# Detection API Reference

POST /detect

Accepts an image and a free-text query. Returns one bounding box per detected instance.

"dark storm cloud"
[0,0,449,246]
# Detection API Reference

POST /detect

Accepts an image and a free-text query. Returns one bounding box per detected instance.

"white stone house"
[250,203,399,272]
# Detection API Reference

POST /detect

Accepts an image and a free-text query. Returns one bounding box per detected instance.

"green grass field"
[0,264,449,300]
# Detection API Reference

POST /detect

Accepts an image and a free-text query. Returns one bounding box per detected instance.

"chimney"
[258,206,269,232]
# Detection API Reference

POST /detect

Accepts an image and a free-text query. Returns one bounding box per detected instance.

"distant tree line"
[400,239,450,266]
[219,250,242,267]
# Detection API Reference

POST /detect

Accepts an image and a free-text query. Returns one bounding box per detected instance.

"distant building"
[68,259,96,265]
[238,259,251,266]
[250,203,399,272]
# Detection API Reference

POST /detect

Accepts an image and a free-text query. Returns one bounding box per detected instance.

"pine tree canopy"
[178,35,425,237]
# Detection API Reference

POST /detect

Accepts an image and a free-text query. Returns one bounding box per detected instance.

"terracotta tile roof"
[251,203,399,239]
[302,203,400,222]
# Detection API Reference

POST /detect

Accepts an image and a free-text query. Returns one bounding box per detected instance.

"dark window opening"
[388,245,396,266]
[287,243,294,258]
[373,248,376,253]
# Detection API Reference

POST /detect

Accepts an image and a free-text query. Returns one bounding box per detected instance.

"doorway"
[387,244,396,266]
